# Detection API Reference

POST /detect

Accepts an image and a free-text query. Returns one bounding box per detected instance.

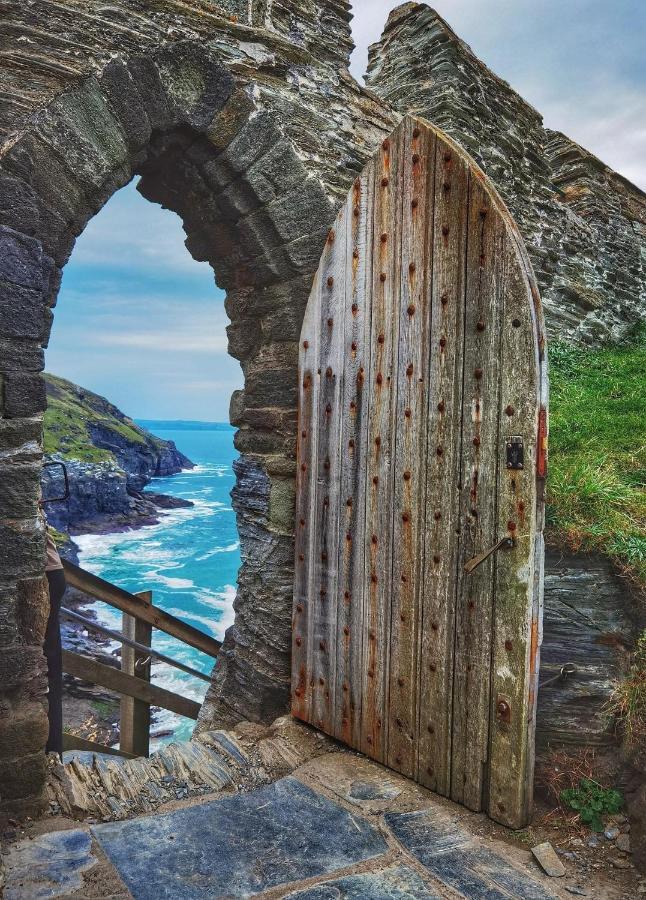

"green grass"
[44,373,148,464]
[547,327,646,584]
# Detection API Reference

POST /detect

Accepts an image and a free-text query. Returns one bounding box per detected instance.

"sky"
[46,0,645,421]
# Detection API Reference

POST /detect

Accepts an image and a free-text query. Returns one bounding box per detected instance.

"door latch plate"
[506,436,524,470]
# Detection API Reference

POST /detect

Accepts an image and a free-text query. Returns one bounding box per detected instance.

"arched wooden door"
[291,116,548,829]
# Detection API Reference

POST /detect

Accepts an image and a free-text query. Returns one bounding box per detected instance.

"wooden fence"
[61,560,221,758]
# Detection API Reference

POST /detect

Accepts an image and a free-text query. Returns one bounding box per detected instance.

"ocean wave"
[142,572,195,590]
[195,541,240,561]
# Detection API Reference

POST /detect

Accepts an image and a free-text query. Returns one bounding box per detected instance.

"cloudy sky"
[46,0,645,421]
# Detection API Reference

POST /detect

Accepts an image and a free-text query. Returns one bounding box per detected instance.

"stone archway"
[0,41,345,814]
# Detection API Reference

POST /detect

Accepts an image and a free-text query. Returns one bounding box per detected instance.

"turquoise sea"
[74,423,239,745]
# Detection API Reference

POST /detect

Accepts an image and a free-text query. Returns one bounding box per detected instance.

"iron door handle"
[464,536,515,575]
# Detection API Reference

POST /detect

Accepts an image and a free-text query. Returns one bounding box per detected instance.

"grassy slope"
[43,373,156,464]
[547,328,645,584]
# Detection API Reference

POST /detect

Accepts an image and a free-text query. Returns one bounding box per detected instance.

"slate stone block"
[286,864,441,899]
[93,777,388,899]
[2,372,47,417]
[386,808,557,900]
[2,828,96,900]
[0,226,53,292]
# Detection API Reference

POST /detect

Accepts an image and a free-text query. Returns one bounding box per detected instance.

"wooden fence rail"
[61,560,220,759]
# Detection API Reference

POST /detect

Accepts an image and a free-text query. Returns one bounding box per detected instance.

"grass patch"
[44,372,148,464]
[609,629,646,750]
[547,328,646,583]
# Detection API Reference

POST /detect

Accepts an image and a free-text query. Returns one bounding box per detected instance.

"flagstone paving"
[4,748,570,899]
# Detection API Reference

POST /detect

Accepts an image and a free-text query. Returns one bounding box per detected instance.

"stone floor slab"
[3,828,96,899]
[386,808,558,900]
[284,864,442,898]
[93,776,388,899]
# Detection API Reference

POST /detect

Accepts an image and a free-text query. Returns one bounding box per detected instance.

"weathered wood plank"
[360,130,403,762]
[291,269,321,723]
[486,233,540,827]
[416,131,470,796]
[333,162,375,746]
[63,733,137,760]
[62,561,221,659]
[120,590,152,758]
[309,205,348,733]
[62,650,201,720]
[387,119,435,778]
[450,175,506,811]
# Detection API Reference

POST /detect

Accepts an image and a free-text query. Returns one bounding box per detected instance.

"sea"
[74,422,239,746]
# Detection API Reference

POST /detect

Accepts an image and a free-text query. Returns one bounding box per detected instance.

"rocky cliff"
[42,373,193,534]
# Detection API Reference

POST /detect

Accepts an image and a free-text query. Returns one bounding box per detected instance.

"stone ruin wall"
[0,0,644,815]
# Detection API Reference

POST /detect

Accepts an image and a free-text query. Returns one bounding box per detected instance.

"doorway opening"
[42,179,242,750]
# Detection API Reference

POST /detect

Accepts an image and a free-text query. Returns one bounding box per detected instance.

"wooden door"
[291,116,548,829]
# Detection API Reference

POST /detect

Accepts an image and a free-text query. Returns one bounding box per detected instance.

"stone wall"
[0,0,644,815]
[366,3,646,345]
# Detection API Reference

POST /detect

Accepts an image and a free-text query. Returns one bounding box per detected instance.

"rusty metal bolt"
[398,677,405,687]
[431,622,438,631]
[409,261,416,273]
[437,400,445,413]
[299,553,304,561]
[296,603,303,613]
[381,232,388,243]
[439,336,447,348]
[474,367,483,379]
[377,333,384,344]
[327,317,333,327]
[433,554,441,564]
[436,446,443,456]
[407,304,416,316]
[319,640,326,651]
[411,198,419,209]
[303,340,309,349]
[505,640,513,651]
[325,403,332,414]
[412,152,420,164]
[353,207,360,218]
[512,318,521,328]
[404,408,411,418]
[403,471,411,481]
[443,151,452,163]
[371,574,378,584]
[505,404,515,416]
[375,435,381,446]
[353,248,359,259]
[380,272,387,282]
[328,229,335,243]
[477,319,485,331]
[381,177,389,187]
[434,511,441,520]
[401,574,407,583]
[473,436,481,447]
[299,518,305,526]
[507,520,517,531]
[376,373,383,385]
[344,590,351,600]
[326,366,333,378]
[402,513,410,523]
[382,138,390,150]
[352,303,358,313]
[413,127,421,138]
[327,276,334,288]
[343,626,350,636]
[442,225,450,236]
[301,462,307,472]
[429,664,436,673]
[440,292,448,306]
[295,637,302,647]
[497,699,510,718]
[372,475,378,485]
[351,341,357,352]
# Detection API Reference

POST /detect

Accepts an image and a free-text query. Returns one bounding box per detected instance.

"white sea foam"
[195,542,240,561]
[142,572,195,590]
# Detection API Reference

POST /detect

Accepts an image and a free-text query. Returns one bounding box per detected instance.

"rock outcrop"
[42,374,193,534]
[366,3,646,345]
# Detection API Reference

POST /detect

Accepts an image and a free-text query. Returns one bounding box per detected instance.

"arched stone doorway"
[0,41,370,814]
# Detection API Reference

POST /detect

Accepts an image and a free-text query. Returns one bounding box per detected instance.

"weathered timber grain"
[120,590,153,758]
[416,131,470,796]
[62,651,201,720]
[387,119,435,778]
[449,174,506,812]
[332,164,375,747]
[63,561,221,659]
[291,116,546,829]
[360,128,403,762]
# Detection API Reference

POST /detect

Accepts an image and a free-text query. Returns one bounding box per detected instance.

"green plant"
[609,630,646,750]
[547,328,646,584]
[560,778,624,831]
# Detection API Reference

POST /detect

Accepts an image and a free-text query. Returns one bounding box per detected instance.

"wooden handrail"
[63,733,137,760]
[63,650,201,720]
[63,560,221,659]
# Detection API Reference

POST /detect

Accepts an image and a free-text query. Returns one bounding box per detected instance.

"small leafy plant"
[560,778,624,832]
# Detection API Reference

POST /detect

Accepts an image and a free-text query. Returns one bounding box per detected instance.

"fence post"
[120,590,152,757]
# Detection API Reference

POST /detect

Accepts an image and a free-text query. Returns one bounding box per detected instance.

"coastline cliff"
[42,373,194,536]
